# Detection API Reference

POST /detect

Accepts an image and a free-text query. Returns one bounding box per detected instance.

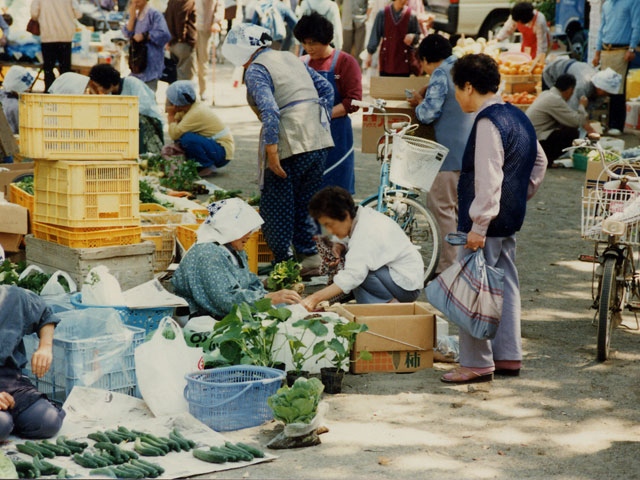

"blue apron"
[305,51,355,193]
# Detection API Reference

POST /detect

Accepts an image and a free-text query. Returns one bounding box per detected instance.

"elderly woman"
[122,0,171,92]
[0,285,65,441]
[221,23,334,276]
[88,64,165,155]
[165,80,234,177]
[294,12,362,194]
[439,54,547,384]
[300,186,424,311]
[0,66,34,136]
[171,198,302,319]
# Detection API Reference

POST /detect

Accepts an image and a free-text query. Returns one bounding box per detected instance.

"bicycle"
[352,98,447,284]
[576,133,640,361]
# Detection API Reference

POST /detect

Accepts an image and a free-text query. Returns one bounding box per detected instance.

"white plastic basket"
[389,135,449,192]
[581,187,640,245]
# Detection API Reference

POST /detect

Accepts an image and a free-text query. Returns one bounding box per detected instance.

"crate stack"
[19,94,142,248]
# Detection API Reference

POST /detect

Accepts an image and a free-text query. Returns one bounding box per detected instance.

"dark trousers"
[609,93,627,131]
[41,42,72,92]
[539,126,580,165]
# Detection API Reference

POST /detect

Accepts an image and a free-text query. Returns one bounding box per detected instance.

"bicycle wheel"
[597,256,623,361]
[360,195,441,284]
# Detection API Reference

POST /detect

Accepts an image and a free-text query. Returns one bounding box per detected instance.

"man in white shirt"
[525,73,593,165]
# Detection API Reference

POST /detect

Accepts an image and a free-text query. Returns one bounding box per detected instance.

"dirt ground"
[177,59,640,480]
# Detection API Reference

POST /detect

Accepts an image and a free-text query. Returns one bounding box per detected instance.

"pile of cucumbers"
[192,441,265,464]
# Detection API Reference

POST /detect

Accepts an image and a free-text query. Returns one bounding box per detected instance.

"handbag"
[160,53,177,84]
[408,47,422,76]
[134,316,203,417]
[26,18,40,36]
[128,37,148,74]
[425,249,504,340]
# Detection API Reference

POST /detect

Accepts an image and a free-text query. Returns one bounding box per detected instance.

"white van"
[427,0,512,38]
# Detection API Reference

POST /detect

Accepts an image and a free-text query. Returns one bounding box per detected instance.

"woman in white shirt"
[300,186,424,311]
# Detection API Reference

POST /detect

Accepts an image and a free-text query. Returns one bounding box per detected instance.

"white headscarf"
[3,66,34,93]
[48,73,90,95]
[196,198,264,245]
[221,23,273,67]
[591,68,622,95]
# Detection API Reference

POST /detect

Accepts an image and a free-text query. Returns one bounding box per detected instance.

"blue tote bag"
[425,249,504,340]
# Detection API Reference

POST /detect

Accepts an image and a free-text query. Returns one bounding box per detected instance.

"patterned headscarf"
[591,68,622,95]
[221,23,272,67]
[3,66,34,93]
[196,198,264,245]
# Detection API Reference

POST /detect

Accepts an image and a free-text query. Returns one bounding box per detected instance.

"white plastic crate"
[19,94,139,160]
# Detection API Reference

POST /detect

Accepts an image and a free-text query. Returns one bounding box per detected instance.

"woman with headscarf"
[0,66,34,135]
[221,23,334,277]
[88,64,165,155]
[294,12,362,194]
[171,198,303,319]
[122,0,172,92]
[47,72,90,95]
[164,80,234,177]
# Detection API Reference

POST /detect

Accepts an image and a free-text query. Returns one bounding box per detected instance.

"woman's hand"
[403,33,415,46]
[266,144,286,178]
[407,90,422,107]
[266,289,302,305]
[0,392,15,410]
[465,231,486,251]
[133,33,145,42]
[31,347,53,379]
[329,243,346,266]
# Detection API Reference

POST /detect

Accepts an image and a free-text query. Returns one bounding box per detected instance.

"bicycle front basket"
[390,135,449,192]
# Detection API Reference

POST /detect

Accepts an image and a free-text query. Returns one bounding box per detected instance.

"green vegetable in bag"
[267,377,324,424]
[0,451,18,479]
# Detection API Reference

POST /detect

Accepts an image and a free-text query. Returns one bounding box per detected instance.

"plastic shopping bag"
[425,249,504,340]
[40,271,77,296]
[81,266,125,306]
[135,316,203,417]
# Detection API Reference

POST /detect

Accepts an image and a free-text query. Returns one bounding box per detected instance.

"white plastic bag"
[135,316,203,417]
[40,271,77,296]
[81,266,125,306]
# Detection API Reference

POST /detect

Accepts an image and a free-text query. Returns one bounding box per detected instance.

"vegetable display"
[267,377,325,424]
[267,259,303,292]
[0,260,71,295]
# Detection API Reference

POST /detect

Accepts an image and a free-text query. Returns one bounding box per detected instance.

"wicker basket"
[390,135,449,192]
[184,366,285,432]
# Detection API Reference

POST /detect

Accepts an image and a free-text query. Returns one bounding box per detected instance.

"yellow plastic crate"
[191,208,209,224]
[9,183,34,231]
[34,160,140,228]
[33,223,141,248]
[257,230,274,264]
[140,203,183,225]
[19,94,139,160]
[176,224,267,274]
[141,225,176,272]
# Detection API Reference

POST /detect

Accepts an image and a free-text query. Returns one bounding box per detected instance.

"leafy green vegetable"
[0,451,18,479]
[14,176,34,195]
[267,259,302,291]
[208,189,244,203]
[267,377,324,424]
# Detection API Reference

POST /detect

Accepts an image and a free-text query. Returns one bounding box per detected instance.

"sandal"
[494,360,521,376]
[441,367,493,385]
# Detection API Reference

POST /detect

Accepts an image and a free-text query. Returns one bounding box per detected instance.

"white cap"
[3,66,34,93]
[221,23,272,67]
[592,68,622,95]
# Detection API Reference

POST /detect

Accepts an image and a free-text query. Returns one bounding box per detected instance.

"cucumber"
[41,439,72,456]
[104,430,128,444]
[140,434,170,453]
[87,431,111,443]
[224,441,253,461]
[133,438,165,457]
[131,458,165,475]
[168,431,191,451]
[126,459,158,478]
[192,448,228,464]
[56,468,68,479]
[16,443,42,458]
[116,426,138,442]
[214,445,240,461]
[89,466,116,477]
[112,464,143,478]
[86,452,111,468]
[25,440,55,459]
[73,452,99,469]
[171,428,196,448]
[158,436,181,452]
[122,449,139,460]
[235,442,265,458]
[119,463,148,478]
[56,436,85,454]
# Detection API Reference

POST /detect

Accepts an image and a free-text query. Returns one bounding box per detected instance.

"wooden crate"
[25,235,154,290]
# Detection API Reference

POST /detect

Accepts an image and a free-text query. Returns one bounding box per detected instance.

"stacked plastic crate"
[18,94,142,248]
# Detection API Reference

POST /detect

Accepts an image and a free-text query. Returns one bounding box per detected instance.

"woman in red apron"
[295,12,362,193]
[495,2,551,59]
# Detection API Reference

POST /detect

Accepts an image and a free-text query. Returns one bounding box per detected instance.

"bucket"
[573,153,589,171]
[627,69,640,101]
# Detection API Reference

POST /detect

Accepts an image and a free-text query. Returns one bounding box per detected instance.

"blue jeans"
[178,132,230,170]
[354,266,420,304]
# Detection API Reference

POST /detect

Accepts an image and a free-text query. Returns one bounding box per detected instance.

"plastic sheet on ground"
[1,387,276,479]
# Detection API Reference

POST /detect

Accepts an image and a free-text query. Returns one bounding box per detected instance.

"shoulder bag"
[26,18,40,36]
[128,19,148,74]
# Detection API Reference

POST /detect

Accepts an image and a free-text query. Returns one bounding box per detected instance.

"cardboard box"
[370,75,429,101]
[362,100,435,154]
[0,202,27,252]
[0,162,34,198]
[332,302,436,374]
[584,159,639,190]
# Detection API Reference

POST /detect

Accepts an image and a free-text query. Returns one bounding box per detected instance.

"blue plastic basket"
[184,366,285,432]
[70,292,174,335]
[23,324,144,404]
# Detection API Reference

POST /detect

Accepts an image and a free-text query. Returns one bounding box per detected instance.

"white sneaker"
[607,128,622,136]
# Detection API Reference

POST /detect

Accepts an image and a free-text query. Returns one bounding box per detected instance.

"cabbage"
[0,451,18,479]
[267,377,324,424]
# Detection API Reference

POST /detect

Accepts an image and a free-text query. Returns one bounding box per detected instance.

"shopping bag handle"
[445,232,468,246]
